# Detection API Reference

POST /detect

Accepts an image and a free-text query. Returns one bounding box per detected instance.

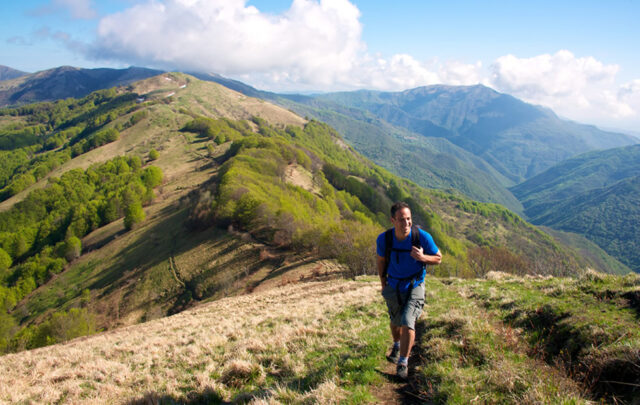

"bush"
[62,236,82,262]
[148,148,159,161]
[29,307,96,349]
[0,248,12,272]
[124,201,145,230]
[141,166,163,188]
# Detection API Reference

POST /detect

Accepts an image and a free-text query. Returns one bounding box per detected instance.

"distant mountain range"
[307,86,638,183]
[513,144,640,270]
[0,65,162,106]
[0,66,28,81]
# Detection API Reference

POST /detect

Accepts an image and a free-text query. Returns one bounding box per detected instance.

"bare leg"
[399,326,415,358]
[390,322,401,343]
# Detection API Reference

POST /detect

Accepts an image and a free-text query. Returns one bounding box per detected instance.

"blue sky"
[1,0,640,132]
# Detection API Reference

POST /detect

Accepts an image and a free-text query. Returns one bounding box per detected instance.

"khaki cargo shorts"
[381,281,425,330]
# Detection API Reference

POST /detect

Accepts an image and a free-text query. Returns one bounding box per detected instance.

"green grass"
[243,300,388,404]
[415,278,589,404]
[415,273,640,403]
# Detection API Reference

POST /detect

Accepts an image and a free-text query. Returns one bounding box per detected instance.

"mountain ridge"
[0,65,28,81]
[513,144,640,270]
[0,65,164,106]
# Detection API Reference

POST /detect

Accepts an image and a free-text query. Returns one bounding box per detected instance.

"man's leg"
[400,325,415,358]
[396,283,425,379]
[390,322,401,342]
[387,322,401,363]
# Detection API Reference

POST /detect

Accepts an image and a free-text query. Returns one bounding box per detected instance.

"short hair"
[390,201,410,218]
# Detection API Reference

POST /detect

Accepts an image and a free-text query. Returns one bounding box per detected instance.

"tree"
[141,166,163,188]
[124,201,145,230]
[0,248,12,273]
[63,237,82,262]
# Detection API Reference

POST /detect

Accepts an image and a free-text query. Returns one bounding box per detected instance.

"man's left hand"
[411,246,425,262]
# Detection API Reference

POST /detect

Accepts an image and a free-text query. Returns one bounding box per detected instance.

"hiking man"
[376,201,442,379]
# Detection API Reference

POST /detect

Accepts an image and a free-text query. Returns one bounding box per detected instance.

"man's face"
[391,207,412,238]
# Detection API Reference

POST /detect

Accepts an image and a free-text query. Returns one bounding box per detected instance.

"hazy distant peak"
[0,65,29,81]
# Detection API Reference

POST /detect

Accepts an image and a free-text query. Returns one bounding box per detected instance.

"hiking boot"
[396,363,408,380]
[386,345,400,363]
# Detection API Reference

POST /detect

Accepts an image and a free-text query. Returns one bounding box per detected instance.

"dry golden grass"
[283,163,319,195]
[0,279,379,404]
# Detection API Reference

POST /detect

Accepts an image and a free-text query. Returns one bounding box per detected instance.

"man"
[376,202,442,380]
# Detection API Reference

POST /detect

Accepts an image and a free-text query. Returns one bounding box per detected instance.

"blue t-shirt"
[376,227,439,282]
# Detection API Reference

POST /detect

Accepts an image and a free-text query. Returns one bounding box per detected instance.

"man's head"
[390,202,412,239]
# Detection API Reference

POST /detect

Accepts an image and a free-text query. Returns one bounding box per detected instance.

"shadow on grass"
[126,389,228,405]
[88,204,228,300]
[375,319,435,404]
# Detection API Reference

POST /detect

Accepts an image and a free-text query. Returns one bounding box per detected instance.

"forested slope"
[513,144,640,271]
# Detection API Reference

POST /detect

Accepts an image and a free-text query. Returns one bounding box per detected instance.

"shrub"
[148,148,159,161]
[124,201,145,230]
[62,236,82,262]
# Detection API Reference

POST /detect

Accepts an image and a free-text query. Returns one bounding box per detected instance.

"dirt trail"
[372,326,435,404]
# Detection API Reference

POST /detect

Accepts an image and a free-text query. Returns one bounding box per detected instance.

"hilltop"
[0,65,28,82]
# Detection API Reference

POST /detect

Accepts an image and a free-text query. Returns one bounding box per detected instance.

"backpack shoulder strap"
[411,225,421,248]
[383,228,394,277]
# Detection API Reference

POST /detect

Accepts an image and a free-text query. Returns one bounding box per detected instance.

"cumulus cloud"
[83,0,640,129]
[488,50,638,127]
[90,0,366,90]
[88,0,484,92]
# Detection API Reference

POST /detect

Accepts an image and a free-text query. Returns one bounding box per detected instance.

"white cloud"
[85,1,640,130]
[88,0,482,92]
[488,50,638,127]
[90,0,366,90]
[438,60,484,86]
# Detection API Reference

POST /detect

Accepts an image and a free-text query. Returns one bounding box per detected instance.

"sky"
[1,0,640,132]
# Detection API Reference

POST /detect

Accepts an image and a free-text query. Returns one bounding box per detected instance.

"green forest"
[0,88,163,353]
[0,155,163,352]
[0,88,148,200]
[513,145,640,271]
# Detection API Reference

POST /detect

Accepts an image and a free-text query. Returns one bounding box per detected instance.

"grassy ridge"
[3,274,639,403]
[415,272,640,403]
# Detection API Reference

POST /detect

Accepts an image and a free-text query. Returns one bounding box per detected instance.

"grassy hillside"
[541,227,631,276]
[2,272,639,404]
[196,75,525,212]
[279,99,525,213]
[0,73,617,358]
[513,145,640,271]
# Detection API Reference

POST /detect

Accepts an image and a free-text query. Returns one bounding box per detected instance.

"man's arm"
[377,255,387,289]
[411,247,442,265]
